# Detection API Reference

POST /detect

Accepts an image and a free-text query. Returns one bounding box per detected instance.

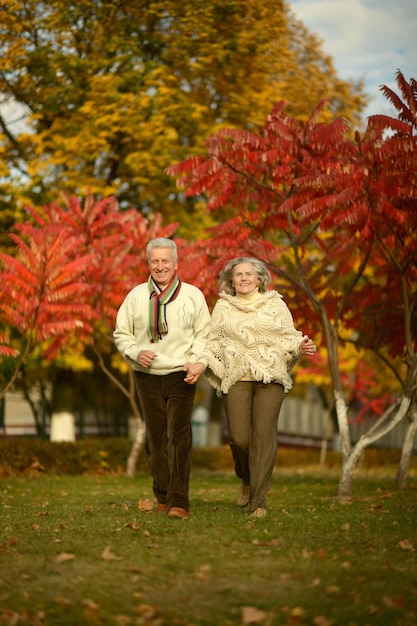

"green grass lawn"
[1,466,416,625]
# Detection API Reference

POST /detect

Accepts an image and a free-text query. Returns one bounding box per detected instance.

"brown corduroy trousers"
[222,381,285,513]
[135,371,196,511]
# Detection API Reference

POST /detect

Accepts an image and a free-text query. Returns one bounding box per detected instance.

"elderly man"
[114,238,210,519]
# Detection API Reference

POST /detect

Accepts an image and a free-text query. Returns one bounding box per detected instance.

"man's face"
[148,247,178,288]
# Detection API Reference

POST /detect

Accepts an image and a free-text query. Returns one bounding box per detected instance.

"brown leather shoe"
[168,506,188,519]
[156,503,168,513]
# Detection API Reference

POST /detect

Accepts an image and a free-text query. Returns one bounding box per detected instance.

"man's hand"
[137,350,158,368]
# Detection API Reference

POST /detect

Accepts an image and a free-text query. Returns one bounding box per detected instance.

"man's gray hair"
[219,257,272,295]
[146,238,178,263]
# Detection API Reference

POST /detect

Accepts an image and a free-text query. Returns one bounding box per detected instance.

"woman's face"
[232,262,260,296]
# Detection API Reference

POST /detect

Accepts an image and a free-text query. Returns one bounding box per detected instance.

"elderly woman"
[184,257,316,518]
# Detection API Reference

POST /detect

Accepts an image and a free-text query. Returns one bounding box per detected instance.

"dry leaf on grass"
[138,498,154,511]
[397,539,415,551]
[56,552,75,563]
[241,606,268,624]
[382,595,405,609]
[8,537,20,545]
[102,546,122,561]
[313,616,335,626]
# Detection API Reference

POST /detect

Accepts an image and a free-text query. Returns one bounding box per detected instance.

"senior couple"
[114,238,316,520]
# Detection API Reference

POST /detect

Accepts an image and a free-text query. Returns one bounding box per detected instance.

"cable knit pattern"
[200,291,303,394]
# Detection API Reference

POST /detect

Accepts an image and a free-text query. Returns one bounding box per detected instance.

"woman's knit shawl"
[202,291,303,394]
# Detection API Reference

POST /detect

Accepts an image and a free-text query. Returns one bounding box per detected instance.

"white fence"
[2,389,416,452]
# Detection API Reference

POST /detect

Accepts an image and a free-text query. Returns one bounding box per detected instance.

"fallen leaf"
[83,598,101,623]
[195,564,211,581]
[241,605,267,624]
[341,523,350,531]
[138,498,154,511]
[137,604,158,619]
[8,537,20,545]
[315,548,328,559]
[102,546,122,561]
[56,552,75,563]
[313,616,335,626]
[83,599,100,610]
[397,539,415,551]
[266,538,283,547]
[382,595,405,609]
[290,606,305,618]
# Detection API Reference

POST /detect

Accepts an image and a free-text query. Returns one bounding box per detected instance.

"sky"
[288,0,417,121]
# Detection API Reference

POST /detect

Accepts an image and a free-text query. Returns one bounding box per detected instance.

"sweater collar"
[220,290,281,310]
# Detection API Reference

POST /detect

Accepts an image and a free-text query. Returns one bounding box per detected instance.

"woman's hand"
[184,362,206,385]
[299,335,317,356]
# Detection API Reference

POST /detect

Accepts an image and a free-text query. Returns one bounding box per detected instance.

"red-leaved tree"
[0,194,178,474]
[166,71,417,495]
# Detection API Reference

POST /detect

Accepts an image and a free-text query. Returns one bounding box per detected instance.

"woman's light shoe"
[249,507,267,519]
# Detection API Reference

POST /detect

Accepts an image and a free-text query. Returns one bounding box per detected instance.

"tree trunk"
[396,404,417,489]
[338,395,411,497]
[126,418,146,478]
[334,390,351,459]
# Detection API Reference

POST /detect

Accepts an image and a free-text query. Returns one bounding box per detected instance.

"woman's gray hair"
[146,238,178,263]
[219,257,272,295]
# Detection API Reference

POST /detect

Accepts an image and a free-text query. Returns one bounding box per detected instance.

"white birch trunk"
[126,418,146,478]
[396,405,417,489]
[338,396,411,498]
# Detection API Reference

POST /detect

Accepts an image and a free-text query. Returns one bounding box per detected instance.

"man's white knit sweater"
[113,281,210,375]
[199,290,303,394]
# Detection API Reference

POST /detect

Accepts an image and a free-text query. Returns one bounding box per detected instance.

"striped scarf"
[148,275,181,343]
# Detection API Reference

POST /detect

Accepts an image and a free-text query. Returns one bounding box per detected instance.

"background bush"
[0,437,406,477]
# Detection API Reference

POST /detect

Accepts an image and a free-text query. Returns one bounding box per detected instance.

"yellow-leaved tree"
[0,0,368,239]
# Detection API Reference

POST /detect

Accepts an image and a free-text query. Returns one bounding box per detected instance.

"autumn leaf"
[137,604,159,620]
[194,564,211,581]
[138,498,154,511]
[241,605,268,624]
[313,616,335,626]
[397,539,415,551]
[56,552,75,563]
[102,546,122,561]
[8,537,20,546]
[125,522,140,531]
[382,595,405,609]
[265,538,283,547]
